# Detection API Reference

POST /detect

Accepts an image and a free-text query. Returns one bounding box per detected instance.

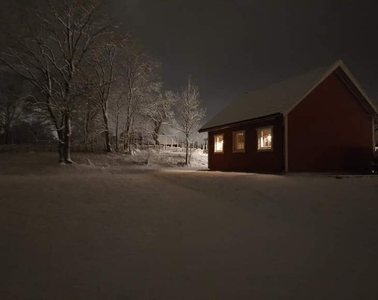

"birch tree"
[175,77,205,165]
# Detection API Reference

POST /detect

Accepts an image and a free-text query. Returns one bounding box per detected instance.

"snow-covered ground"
[70,148,207,170]
[0,152,378,299]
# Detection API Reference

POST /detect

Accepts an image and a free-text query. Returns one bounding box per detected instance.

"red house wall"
[208,116,284,172]
[288,72,374,172]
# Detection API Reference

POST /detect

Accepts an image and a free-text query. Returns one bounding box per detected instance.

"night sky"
[110,0,378,122]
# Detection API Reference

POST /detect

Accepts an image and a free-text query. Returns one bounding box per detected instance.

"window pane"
[258,128,272,150]
[233,131,245,152]
[214,135,223,153]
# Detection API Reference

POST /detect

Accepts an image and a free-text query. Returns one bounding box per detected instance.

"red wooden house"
[199,61,378,173]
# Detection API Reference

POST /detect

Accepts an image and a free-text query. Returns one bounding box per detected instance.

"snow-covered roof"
[200,60,378,132]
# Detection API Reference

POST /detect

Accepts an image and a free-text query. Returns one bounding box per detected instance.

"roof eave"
[338,61,378,117]
[198,113,283,132]
[283,60,343,116]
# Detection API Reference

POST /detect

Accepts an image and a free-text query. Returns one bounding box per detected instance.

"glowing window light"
[214,134,224,153]
[233,131,245,152]
[257,127,273,150]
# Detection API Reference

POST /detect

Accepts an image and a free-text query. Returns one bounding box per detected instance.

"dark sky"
[108,0,378,122]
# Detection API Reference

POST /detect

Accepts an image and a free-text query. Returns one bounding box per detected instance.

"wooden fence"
[0,139,205,154]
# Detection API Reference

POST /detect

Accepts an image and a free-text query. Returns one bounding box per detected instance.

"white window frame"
[257,126,273,151]
[232,130,245,153]
[214,134,224,154]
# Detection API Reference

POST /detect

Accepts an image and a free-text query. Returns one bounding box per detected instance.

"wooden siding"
[208,116,284,172]
[288,71,374,172]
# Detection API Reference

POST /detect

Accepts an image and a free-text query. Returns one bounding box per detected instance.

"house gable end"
[284,61,378,118]
[287,71,374,172]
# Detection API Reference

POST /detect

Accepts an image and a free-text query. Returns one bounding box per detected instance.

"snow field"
[0,152,377,299]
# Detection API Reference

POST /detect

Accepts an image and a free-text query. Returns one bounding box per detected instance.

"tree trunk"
[185,135,189,166]
[63,113,73,163]
[123,126,127,152]
[104,130,111,152]
[123,116,133,154]
[124,83,133,154]
[46,97,65,162]
[128,116,134,154]
[102,108,112,153]
[54,117,65,162]
[57,130,64,162]
[123,121,127,152]
[115,110,119,152]
[84,106,90,151]
[152,121,161,145]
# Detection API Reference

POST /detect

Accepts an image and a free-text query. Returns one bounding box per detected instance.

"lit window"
[214,134,224,153]
[257,127,273,150]
[233,131,245,152]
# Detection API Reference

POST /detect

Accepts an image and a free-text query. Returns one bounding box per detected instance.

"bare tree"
[73,89,101,151]
[112,80,127,152]
[0,0,112,162]
[144,91,175,145]
[117,39,161,154]
[174,77,206,165]
[87,41,118,152]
